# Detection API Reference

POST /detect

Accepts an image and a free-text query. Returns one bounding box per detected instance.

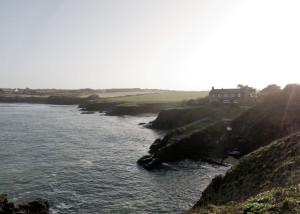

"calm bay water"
[0,103,228,213]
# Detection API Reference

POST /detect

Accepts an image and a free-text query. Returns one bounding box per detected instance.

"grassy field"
[1,90,162,98]
[0,89,210,107]
[0,94,48,98]
[81,90,165,98]
[1,90,208,102]
[108,91,209,103]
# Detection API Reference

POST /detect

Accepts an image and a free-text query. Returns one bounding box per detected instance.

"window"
[224,94,229,97]
[218,94,222,98]
[231,94,235,97]
[223,100,230,103]
[238,93,241,97]
[212,94,216,97]
[234,100,239,104]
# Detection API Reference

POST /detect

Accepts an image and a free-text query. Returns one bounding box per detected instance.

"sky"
[0,0,299,91]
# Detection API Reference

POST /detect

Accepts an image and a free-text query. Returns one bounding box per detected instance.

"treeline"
[259,83,300,104]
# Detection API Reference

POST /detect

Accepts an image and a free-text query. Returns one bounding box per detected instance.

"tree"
[259,84,282,103]
[260,84,281,95]
[283,84,300,95]
[237,84,257,94]
[282,84,300,102]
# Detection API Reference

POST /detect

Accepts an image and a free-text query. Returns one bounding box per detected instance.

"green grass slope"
[190,131,300,213]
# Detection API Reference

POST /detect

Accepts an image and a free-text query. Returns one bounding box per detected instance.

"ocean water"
[0,103,229,214]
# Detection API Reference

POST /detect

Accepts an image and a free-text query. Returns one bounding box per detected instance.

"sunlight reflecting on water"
[0,104,229,213]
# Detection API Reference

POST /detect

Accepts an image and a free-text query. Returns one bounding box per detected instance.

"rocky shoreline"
[138,84,300,170]
[0,95,99,106]
[79,101,178,116]
[138,101,300,169]
[0,194,49,214]
[0,95,179,116]
[2,84,300,213]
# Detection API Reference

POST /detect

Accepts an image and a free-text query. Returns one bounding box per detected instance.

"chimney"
[212,86,214,90]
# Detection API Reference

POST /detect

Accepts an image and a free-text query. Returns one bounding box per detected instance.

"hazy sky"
[0,0,299,90]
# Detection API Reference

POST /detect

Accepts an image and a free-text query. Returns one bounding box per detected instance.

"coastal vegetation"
[0,88,208,103]
[138,84,300,169]
[150,104,250,130]
[0,88,209,115]
[108,91,209,103]
[188,131,300,213]
[2,84,300,213]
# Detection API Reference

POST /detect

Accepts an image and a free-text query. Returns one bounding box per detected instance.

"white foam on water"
[79,159,93,166]
[56,203,73,209]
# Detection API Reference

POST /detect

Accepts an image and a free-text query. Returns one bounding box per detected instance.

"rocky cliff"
[189,131,300,213]
[150,105,247,130]
[138,121,228,169]
[80,101,177,115]
[138,92,300,169]
[0,194,49,214]
[108,103,176,116]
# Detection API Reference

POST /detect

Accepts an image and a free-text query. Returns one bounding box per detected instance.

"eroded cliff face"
[150,105,246,130]
[138,121,228,169]
[150,107,219,130]
[108,103,176,116]
[229,102,300,155]
[138,99,300,169]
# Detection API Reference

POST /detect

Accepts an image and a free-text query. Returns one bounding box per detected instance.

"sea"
[0,103,229,214]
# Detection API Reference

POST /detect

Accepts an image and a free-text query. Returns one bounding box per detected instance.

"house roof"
[210,88,248,94]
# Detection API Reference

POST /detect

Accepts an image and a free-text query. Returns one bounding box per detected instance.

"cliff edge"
[138,85,300,169]
[189,131,300,213]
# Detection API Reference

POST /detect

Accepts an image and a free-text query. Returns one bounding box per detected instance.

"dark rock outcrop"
[137,155,162,169]
[0,194,14,214]
[107,103,177,116]
[0,194,49,214]
[138,99,300,169]
[229,102,300,155]
[14,198,49,214]
[80,102,178,116]
[150,107,219,130]
[138,122,229,169]
[150,105,246,130]
[79,102,122,112]
[45,96,84,105]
